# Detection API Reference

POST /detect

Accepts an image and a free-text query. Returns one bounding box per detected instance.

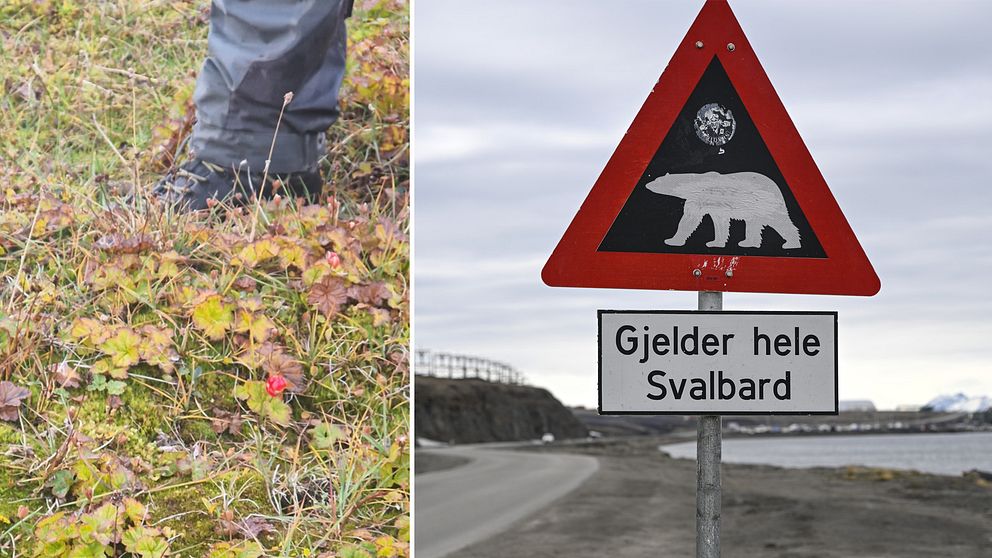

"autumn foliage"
[0,0,409,555]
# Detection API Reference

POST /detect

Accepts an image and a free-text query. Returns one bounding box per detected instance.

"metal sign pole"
[696,291,722,558]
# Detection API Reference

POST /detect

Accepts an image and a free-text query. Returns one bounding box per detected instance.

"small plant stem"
[91,115,130,168]
[132,75,141,205]
[6,198,44,312]
[250,91,294,242]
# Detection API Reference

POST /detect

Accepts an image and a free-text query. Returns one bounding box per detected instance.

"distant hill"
[415,377,589,444]
[924,393,991,413]
[572,408,689,437]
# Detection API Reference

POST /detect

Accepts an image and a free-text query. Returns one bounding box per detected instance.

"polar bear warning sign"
[542,0,879,296]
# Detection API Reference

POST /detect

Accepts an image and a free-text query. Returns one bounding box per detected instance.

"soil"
[454,436,992,558]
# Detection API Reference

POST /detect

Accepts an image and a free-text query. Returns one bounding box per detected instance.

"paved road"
[415,446,599,558]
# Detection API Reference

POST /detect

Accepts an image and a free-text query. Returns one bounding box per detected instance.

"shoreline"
[418,429,992,477]
[660,430,992,477]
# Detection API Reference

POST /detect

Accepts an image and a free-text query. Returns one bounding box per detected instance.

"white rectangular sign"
[599,311,837,415]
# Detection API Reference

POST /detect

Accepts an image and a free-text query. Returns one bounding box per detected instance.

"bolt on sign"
[542,0,879,296]
[599,311,837,414]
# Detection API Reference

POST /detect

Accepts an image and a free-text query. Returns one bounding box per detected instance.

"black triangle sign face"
[542,0,880,295]
[599,57,824,258]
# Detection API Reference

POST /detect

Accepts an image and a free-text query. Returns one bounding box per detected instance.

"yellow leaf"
[139,325,173,350]
[69,317,111,345]
[100,329,141,369]
[156,251,182,279]
[191,294,234,341]
[31,217,49,236]
[234,311,275,343]
[123,497,147,524]
[236,297,263,313]
[92,358,127,379]
[235,239,279,268]
[302,262,331,287]
[277,243,307,270]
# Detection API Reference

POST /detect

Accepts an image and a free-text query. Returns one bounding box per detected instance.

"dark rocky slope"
[415,377,588,444]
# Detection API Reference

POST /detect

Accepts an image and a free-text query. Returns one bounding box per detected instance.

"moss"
[149,483,216,556]
[0,425,40,536]
[121,385,174,439]
[72,383,172,464]
[176,416,220,445]
[298,378,343,415]
[147,468,277,555]
[191,369,238,412]
[176,369,240,444]
[0,422,21,446]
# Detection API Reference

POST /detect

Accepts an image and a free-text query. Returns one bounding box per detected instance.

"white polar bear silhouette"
[646,171,801,249]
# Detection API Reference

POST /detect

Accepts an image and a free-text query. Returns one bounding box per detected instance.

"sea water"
[660,431,992,476]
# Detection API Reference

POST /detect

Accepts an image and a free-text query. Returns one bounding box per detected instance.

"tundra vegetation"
[0,1,409,556]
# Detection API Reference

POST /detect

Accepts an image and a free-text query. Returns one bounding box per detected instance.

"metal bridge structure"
[414,350,526,385]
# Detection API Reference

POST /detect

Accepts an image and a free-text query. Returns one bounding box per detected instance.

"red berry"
[266,375,288,397]
[326,251,341,268]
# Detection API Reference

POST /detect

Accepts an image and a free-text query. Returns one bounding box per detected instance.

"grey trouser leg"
[190,0,351,174]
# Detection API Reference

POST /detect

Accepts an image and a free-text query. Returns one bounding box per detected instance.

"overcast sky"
[412,0,992,410]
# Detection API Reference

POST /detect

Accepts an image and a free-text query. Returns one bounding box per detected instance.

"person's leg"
[155,0,352,210]
[193,0,350,174]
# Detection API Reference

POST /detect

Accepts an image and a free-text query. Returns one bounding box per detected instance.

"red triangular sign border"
[542,0,880,296]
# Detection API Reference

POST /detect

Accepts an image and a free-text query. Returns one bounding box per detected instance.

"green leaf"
[191,294,234,340]
[66,541,110,558]
[235,381,291,426]
[87,374,107,392]
[36,541,70,558]
[73,459,94,491]
[234,381,268,413]
[122,526,145,551]
[265,398,292,426]
[235,541,265,558]
[104,380,126,396]
[86,374,126,395]
[302,262,330,286]
[47,469,74,499]
[91,358,125,379]
[108,467,128,489]
[95,502,119,522]
[235,238,278,268]
[134,536,169,558]
[234,310,275,342]
[312,421,343,449]
[340,544,373,558]
[79,503,118,545]
[99,328,141,368]
[35,512,73,544]
[0,323,7,351]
